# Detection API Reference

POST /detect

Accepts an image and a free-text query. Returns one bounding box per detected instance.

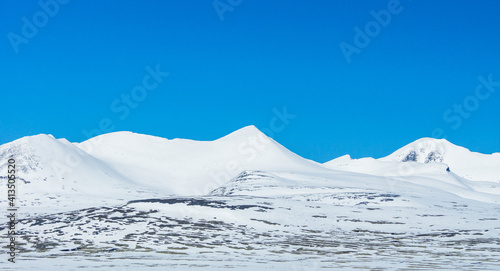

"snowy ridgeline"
[0,126,499,269]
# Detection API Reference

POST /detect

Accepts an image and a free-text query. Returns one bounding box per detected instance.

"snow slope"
[2,170,500,270]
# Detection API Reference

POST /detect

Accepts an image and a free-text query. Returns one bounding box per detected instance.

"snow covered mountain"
[1,128,499,215]
[381,138,500,182]
[75,125,329,195]
[1,128,500,269]
[324,138,500,183]
[0,126,331,215]
[0,134,161,215]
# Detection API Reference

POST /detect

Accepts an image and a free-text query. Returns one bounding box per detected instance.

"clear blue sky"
[1,0,500,162]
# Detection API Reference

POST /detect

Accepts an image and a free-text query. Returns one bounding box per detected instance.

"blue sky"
[1,0,500,162]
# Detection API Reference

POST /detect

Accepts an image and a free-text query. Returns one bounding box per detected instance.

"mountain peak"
[16,133,56,142]
[216,125,268,141]
[381,137,462,164]
[1,134,60,153]
[410,137,453,146]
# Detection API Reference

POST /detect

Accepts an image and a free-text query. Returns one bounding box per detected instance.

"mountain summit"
[324,137,500,183]
[75,126,326,195]
[381,138,461,163]
[380,138,500,182]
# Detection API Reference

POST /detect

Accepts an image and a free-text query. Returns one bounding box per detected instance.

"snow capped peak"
[379,137,500,182]
[12,133,56,144]
[381,137,462,163]
[322,137,500,183]
[234,124,262,134]
[0,134,63,166]
[71,126,328,195]
[216,125,268,142]
[78,126,268,150]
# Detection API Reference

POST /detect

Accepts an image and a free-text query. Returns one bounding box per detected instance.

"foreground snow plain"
[0,126,499,270]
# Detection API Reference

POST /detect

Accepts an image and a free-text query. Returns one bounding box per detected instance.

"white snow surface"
[0,127,500,270]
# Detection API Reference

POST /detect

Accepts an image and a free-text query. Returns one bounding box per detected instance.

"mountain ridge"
[3,129,500,186]
[1,127,499,218]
